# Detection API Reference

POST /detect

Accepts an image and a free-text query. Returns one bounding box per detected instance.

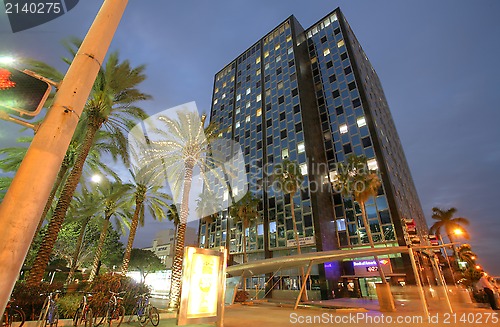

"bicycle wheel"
[73,308,82,327]
[84,308,93,327]
[148,307,159,327]
[37,298,50,327]
[8,308,25,327]
[93,305,108,327]
[49,310,59,327]
[109,306,124,327]
[138,307,147,325]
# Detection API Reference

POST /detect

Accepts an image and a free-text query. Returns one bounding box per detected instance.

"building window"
[286,35,292,42]
[332,89,340,98]
[236,94,241,101]
[281,148,289,159]
[344,66,352,75]
[256,108,262,116]
[277,81,283,90]
[329,74,336,83]
[222,93,226,99]
[280,129,287,139]
[334,27,341,35]
[236,107,241,114]
[278,96,284,104]
[266,118,272,127]
[337,40,345,48]
[276,67,282,75]
[246,87,251,95]
[245,115,251,123]
[291,88,298,97]
[246,101,251,108]
[367,158,378,170]
[235,122,240,129]
[339,124,348,134]
[288,47,293,55]
[326,61,333,68]
[295,122,302,132]
[256,57,261,64]
[264,51,269,58]
[276,55,281,62]
[275,44,280,51]
[300,163,308,175]
[321,36,327,43]
[357,116,366,127]
[256,68,261,75]
[256,94,262,102]
[348,81,356,91]
[343,143,352,154]
[213,99,218,105]
[267,136,273,145]
[362,136,372,148]
[293,104,300,114]
[352,98,361,108]
[340,52,348,61]
[265,63,270,70]
[336,106,344,115]
[297,142,305,153]
[279,112,286,121]
[323,48,330,56]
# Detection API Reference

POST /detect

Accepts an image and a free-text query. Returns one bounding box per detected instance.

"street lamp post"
[0,0,128,316]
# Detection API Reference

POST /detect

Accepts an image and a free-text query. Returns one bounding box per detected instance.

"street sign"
[0,65,51,118]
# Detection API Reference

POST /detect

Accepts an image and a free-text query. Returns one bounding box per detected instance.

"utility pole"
[0,0,128,315]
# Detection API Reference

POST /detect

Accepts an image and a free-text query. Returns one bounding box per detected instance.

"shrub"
[57,293,81,319]
[11,281,64,321]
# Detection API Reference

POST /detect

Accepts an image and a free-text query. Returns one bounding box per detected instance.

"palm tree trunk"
[26,123,100,286]
[66,216,91,284]
[290,196,308,301]
[88,216,110,282]
[360,203,387,284]
[168,163,194,309]
[121,200,142,275]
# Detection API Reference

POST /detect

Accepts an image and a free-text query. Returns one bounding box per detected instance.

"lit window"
[286,35,292,42]
[288,47,293,55]
[367,159,378,171]
[256,94,261,102]
[223,190,229,201]
[311,57,317,64]
[324,18,331,28]
[265,63,270,70]
[256,108,262,116]
[297,142,305,153]
[323,48,330,56]
[275,44,280,51]
[236,107,240,114]
[256,68,261,75]
[213,99,218,105]
[222,93,226,99]
[236,94,241,101]
[215,88,219,93]
[277,81,283,90]
[264,51,269,58]
[233,186,239,196]
[223,82,227,87]
[231,76,235,82]
[300,163,308,175]
[245,115,250,123]
[276,55,281,62]
[337,40,345,48]
[337,219,346,231]
[329,170,338,182]
[339,124,348,134]
[246,87,251,95]
[256,57,261,64]
[235,122,240,129]
[357,117,367,127]
[281,148,289,159]
[246,101,251,108]
[331,13,338,22]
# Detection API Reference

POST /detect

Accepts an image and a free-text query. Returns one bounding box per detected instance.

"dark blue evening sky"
[1,1,499,274]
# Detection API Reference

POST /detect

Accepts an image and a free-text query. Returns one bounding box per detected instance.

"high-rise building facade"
[200,8,428,298]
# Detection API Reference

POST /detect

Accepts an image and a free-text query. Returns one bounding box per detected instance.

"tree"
[120,166,172,275]
[88,181,132,281]
[457,244,477,268]
[429,207,469,259]
[334,155,388,285]
[271,158,307,300]
[143,110,221,309]
[229,192,259,264]
[129,249,165,283]
[25,43,150,286]
[196,189,221,248]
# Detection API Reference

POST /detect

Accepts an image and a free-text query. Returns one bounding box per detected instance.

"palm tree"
[457,244,477,268]
[25,44,150,286]
[271,159,304,255]
[429,207,470,259]
[0,176,12,201]
[196,189,222,248]
[142,110,221,309]
[120,166,172,274]
[88,181,132,281]
[271,159,308,300]
[334,155,389,285]
[229,192,259,264]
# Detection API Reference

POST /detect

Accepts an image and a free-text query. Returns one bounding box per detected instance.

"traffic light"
[0,65,52,118]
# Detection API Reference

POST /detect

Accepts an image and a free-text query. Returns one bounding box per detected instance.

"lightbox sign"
[353,259,389,267]
[353,259,391,277]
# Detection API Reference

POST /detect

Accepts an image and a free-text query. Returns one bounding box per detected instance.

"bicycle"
[37,291,60,327]
[73,292,93,327]
[1,299,25,327]
[94,291,125,327]
[127,293,159,327]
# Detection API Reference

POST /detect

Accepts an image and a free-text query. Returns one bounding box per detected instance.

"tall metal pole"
[408,247,429,317]
[0,0,128,315]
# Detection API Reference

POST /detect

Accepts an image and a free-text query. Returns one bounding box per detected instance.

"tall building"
[200,8,428,299]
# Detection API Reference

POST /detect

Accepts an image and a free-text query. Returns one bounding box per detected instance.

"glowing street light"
[453,228,464,236]
[0,56,15,65]
[91,174,102,184]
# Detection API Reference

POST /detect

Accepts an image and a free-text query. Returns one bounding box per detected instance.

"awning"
[226,246,409,277]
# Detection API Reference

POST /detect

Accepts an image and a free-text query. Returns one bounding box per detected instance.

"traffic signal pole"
[0,0,128,315]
